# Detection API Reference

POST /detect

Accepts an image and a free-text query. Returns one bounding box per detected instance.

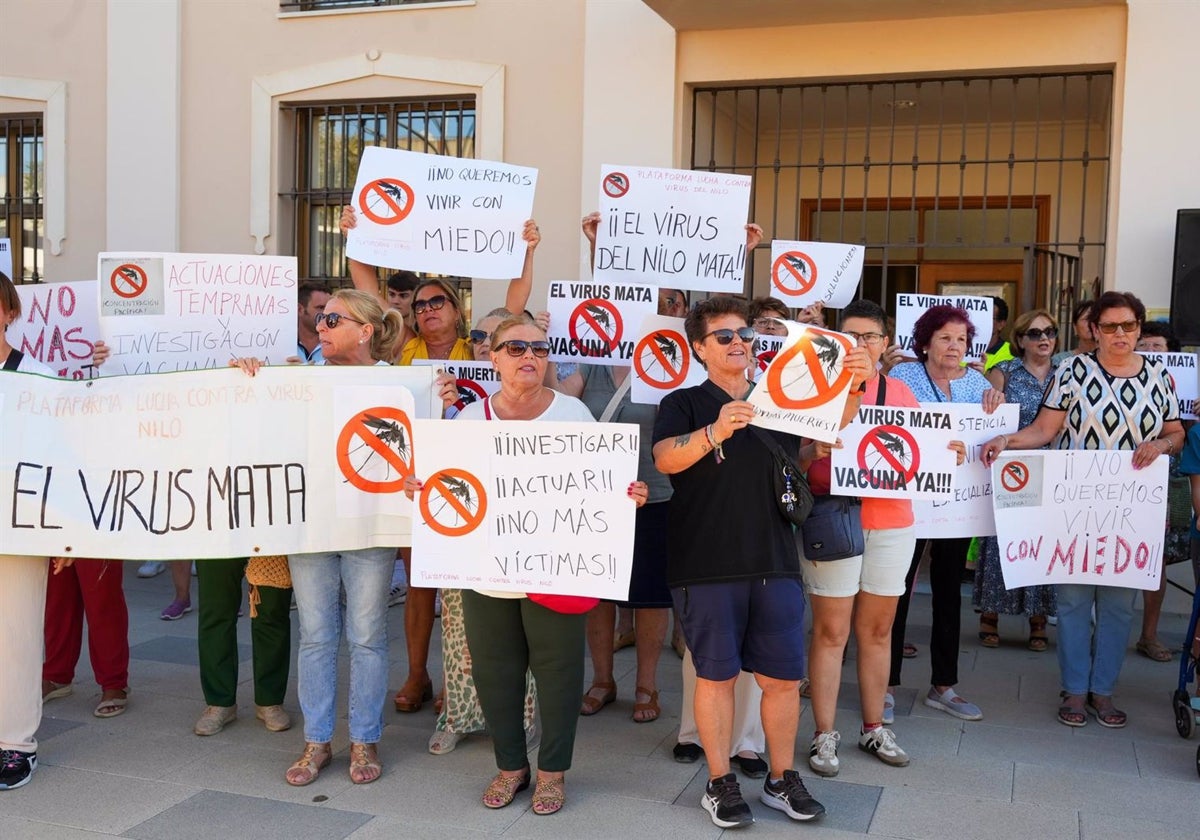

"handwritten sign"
[751,332,787,383]
[411,358,501,419]
[545,280,656,366]
[97,252,298,376]
[0,365,444,559]
[769,241,863,308]
[0,237,11,279]
[630,315,706,405]
[1140,352,1198,420]
[593,164,752,294]
[894,293,993,362]
[345,146,538,279]
[992,449,1167,591]
[9,282,100,380]
[747,322,854,443]
[409,419,639,599]
[914,403,1019,538]
[830,405,957,500]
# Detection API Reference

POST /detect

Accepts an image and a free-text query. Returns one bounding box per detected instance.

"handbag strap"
[2,349,24,372]
[598,374,631,423]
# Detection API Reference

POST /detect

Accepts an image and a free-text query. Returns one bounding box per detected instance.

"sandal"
[349,742,382,784]
[42,680,73,701]
[902,642,918,659]
[1136,638,1174,662]
[94,688,129,718]
[798,677,811,698]
[579,680,616,716]
[1057,693,1086,727]
[613,630,636,652]
[1086,694,1127,728]
[978,613,1000,648]
[532,775,565,815]
[482,768,530,809]
[1028,617,1049,653]
[285,742,331,786]
[394,678,433,713]
[632,687,660,723]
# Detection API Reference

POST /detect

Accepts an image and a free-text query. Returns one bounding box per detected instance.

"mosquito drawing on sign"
[429,473,479,524]
[370,181,410,214]
[116,265,142,287]
[642,333,680,377]
[872,431,911,468]
[784,254,812,282]
[346,413,410,484]
[779,333,840,392]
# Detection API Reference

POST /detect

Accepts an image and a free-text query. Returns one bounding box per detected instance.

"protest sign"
[1140,351,1198,420]
[893,293,993,362]
[0,238,11,279]
[97,252,298,375]
[769,241,863,308]
[751,332,787,383]
[9,281,100,380]
[0,364,442,559]
[345,146,538,279]
[914,403,1019,538]
[411,358,501,419]
[409,419,639,599]
[545,279,657,366]
[630,314,707,405]
[830,405,958,500]
[747,322,855,443]
[593,164,752,294]
[992,449,1167,591]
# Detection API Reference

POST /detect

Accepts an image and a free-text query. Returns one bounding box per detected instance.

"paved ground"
[3,562,1199,839]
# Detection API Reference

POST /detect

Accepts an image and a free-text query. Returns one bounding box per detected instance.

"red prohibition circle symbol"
[420,468,488,537]
[633,330,689,389]
[568,298,623,357]
[756,350,778,372]
[765,328,853,409]
[1000,461,1030,492]
[358,178,415,226]
[603,171,630,199]
[335,407,414,493]
[771,251,818,298]
[453,378,488,414]
[857,424,921,484]
[110,263,149,299]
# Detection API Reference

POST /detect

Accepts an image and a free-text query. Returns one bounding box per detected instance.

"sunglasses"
[1020,327,1058,341]
[1096,320,1139,335]
[413,294,449,315]
[315,312,365,329]
[493,339,551,358]
[469,329,491,344]
[703,326,757,345]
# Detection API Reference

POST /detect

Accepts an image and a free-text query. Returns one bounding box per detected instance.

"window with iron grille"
[0,113,44,284]
[282,97,476,300]
[280,0,454,13]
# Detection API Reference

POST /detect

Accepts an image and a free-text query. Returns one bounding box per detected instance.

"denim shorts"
[671,577,806,682]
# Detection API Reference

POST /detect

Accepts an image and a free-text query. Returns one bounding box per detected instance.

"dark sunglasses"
[1020,327,1058,341]
[413,294,449,315]
[315,312,365,329]
[493,339,551,358]
[703,326,756,345]
[469,329,491,344]
[1096,320,1139,335]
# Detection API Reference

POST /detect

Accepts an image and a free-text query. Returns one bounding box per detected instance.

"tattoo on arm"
[673,433,691,448]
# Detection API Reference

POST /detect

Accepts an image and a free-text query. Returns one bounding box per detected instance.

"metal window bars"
[0,113,44,284]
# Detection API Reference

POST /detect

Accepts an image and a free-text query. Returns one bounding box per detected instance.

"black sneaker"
[0,750,36,791]
[760,769,825,821]
[702,772,754,829]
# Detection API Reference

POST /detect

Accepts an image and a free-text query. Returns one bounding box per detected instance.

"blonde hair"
[1010,308,1058,358]
[331,289,404,362]
[490,313,541,347]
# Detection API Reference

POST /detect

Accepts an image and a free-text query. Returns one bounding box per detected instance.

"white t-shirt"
[7,351,56,377]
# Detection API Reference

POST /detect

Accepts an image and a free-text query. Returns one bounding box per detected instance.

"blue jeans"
[289,547,393,743]
[1055,583,1137,697]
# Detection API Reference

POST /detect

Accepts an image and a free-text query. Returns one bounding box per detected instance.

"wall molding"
[0,76,67,255]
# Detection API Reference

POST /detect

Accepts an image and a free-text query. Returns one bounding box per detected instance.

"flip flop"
[94,689,129,718]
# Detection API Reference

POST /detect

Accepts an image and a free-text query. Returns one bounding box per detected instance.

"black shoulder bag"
[3,349,25,371]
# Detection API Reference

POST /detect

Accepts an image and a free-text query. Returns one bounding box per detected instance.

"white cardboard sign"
[630,315,707,406]
[747,322,855,444]
[10,281,100,380]
[768,240,863,308]
[830,405,958,500]
[1140,351,1198,420]
[545,279,657,366]
[411,358,501,419]
[894,293,993,363]
[0,237,11,279]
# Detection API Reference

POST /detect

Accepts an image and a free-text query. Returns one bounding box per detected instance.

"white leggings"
[0,555,48,752]
[677,648,765,755]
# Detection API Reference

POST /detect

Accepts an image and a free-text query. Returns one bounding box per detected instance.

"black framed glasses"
[469,329,491,344]
[1020,327,1058,341]
[703,326,756,345]
[493,339,551,358]
[1096,320,1139,335]
[845,331,886,346]
[315,312,365,329]
[413,294,449,315]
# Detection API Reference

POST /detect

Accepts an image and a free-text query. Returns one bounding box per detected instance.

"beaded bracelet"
[704,423,725,464]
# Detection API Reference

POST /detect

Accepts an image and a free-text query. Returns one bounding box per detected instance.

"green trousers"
[461,591,586,772]
[197,558,291,707]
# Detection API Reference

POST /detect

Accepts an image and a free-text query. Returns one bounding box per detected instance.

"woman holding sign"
[982,291,1183,728]
[887,305,1005,723]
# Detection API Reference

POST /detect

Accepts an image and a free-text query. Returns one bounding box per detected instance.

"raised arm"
[503,219,540,316]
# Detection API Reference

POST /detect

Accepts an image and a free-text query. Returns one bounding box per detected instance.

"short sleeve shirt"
[578,365,671,503]
[889,361,992,404]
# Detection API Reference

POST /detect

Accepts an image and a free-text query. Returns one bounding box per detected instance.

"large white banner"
[830,405,958,500]
[914,403,1019,538]
[593,164,752,294]
[1140,351,1198,420]
[630,314,707,406]
[894,293,993,362]
[768,240,863,309]
[345,147,538,279]
[747,322,855,443]
[992,449,1167,591]
[96,252,298,375]
[545,279,657,366]
[10,281,100,380]
[409,420,639,599]
[411,358,500,419]
[0,365,441,559]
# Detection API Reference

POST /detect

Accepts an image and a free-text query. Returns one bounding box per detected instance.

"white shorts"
[799,526,915,598]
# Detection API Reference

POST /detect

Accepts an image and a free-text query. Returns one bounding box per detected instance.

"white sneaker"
[387,584,407,607]
[858,726,909,767]
[137,561,166,578]
[807,730,840,777]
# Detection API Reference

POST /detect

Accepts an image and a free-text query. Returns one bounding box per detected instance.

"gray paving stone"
[503,796,720,839]
[129,634,248,667]
[1078,810,1196,840]
[0,816,120,839]
[343,814,494,839]
[39,723,221,781]
[34,714,84,743]
[959,721,1139,773]
[871,786,1080,840]
[159,740,356,805]
[1134,736,1200,782]
[123,789,370,840]
[1014,760,1200,826]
